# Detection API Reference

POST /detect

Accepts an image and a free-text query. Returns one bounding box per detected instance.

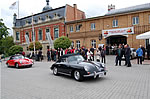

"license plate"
[99,73,104,78]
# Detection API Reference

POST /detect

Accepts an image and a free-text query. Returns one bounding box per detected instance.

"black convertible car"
[50,54,107,81]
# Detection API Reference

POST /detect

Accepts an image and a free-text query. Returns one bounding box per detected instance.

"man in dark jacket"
[124,44,131,67]
[115,45,122,66]
[141,46,145,61]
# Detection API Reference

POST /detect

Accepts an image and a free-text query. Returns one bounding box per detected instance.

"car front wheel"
[74,70,83,81]
[15,63,19,69]
[53,67,58,75]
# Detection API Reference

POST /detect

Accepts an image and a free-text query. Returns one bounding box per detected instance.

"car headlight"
[84,66,89,71]
[101,63,105,68]
[20,60,22,64]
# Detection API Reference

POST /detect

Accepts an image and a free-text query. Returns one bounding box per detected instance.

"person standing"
[101,46,106,64]
[47,49,51,61]
[115,45,122,66]
[136,45,143,64]
[124,44,131,67]
[141,46,145,61]
[87,49,93,61]
[96,49,101,62]
[90,47,95,61]
[147,44,150,60]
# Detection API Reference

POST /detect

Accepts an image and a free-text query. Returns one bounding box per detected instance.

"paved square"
[1,56,150,99]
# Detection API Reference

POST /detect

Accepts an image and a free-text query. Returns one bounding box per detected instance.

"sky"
[0,0,150,35]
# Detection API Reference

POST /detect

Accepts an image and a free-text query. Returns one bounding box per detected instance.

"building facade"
[66,3,150,49]
[13,0,85,55]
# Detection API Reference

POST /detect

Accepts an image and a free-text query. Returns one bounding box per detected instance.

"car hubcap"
[74,71,80,80]
[16,63,19,68]
[53,67,57,75]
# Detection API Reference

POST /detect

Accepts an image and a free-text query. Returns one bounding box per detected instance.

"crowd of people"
[24,43,150,67]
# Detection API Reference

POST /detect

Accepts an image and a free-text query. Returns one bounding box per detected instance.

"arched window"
[16,31,20,41]
[71,41,74,47]
[91,40,96,48]
[76,40,80,49]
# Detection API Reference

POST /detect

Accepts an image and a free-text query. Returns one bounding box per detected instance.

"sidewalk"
[131,59,150,65]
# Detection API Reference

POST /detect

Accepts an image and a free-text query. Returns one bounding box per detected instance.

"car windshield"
[14,56,25,59]
[67,55,85,63]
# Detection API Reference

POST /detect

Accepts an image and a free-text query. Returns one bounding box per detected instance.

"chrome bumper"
[83,71,107,78]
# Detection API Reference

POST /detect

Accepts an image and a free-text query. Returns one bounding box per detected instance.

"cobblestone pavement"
[1,55,150,99]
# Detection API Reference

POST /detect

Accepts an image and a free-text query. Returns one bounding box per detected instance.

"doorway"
[106,35,127,46]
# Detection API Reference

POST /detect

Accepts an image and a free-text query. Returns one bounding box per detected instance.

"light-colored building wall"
[67,10,150,49]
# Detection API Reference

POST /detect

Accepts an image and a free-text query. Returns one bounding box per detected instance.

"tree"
[8,45,23,56]
[54,36,71,49]
[0,19,10,56]
[0,19,9,40]
[0,36,15,56]
[29,41,42,51]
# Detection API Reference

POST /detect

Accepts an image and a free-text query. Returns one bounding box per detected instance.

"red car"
[6,55,34,68]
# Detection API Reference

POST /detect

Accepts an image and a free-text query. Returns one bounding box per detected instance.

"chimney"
[73,4,77,20]
[13,13,17,26]
[108,4,115,11]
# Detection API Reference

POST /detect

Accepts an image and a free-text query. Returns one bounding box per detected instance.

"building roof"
[105,3,150,16]
[14,6,66,27]
[66,3,150,24]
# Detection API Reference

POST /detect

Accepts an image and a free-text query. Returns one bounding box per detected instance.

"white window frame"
[133,16,139,25]
[70,25,73,32]
[16,31,20,41]
[112,19,118,27]
[76,40,80,49]
[45,28,50,40]
[91,40,96,48]
[54,27,59,39]
[76,25,80,32]
[71,41,74,47]
[91,23,95,30]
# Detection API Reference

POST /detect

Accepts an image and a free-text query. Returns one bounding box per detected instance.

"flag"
[9,1,17,9]
[25,35,30,46]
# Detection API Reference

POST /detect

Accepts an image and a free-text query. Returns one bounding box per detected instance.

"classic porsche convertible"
[50,54,107,81]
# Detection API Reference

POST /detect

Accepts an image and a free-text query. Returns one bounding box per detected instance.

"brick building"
[66,3,150,50]
[13,0,85,55]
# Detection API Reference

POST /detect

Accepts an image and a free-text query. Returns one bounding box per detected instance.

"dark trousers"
[116,56,121,66]
[101,56,106,63]
[137,56,142,64]
[125,55,131,67]
[47,56,51,61]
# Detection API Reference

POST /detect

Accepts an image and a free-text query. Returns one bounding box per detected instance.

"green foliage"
[0,19,9,40]
[8,45,23,56]
[0,36,14,55]
[29,41,42,51]
[54,36,71,49]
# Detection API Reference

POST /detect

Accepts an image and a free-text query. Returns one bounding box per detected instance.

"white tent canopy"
[136,31,150,39]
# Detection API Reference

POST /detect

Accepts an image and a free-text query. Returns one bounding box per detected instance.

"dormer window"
[38,17,41,20]
[54,13,57,17]
[25,20,28,24]
[46,15,49,19]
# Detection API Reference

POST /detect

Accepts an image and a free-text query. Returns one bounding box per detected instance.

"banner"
[25,35,30,46]
[102,27,134,38]
[46,32,54,48]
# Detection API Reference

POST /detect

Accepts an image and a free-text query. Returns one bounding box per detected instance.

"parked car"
[50,54,107,81]
[6,54,34,68]
[122,48,137,60]
[130,48,137,59]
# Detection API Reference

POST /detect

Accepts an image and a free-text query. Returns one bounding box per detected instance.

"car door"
[8,57,15,66]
